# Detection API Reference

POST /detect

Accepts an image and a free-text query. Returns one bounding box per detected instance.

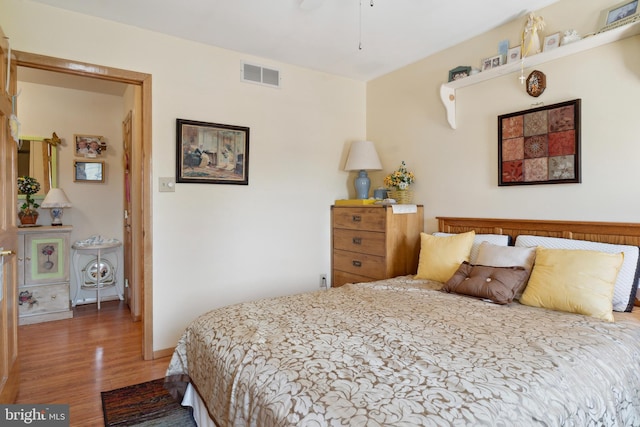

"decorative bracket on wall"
[438,21,640,129]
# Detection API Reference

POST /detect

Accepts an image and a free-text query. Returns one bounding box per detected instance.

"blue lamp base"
[49,208,65,226]
[354,170,371,199]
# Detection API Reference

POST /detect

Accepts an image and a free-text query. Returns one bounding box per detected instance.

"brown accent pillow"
[443,262,529,304]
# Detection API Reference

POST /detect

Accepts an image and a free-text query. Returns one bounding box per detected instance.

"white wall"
[1,0,365,350]
[367,0,640,232]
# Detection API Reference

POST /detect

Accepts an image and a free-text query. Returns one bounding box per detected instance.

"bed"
[166,217,640,426]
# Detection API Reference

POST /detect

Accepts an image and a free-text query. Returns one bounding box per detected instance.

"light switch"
[159,177,175,192]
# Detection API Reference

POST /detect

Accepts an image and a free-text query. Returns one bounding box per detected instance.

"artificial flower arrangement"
[383,161,415,190]
[17,176,41,214]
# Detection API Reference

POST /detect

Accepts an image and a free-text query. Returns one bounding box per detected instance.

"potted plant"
[384,161,415,204]
[17,176,41,226]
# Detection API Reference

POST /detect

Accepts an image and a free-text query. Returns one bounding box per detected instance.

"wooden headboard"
[437,217,640,246]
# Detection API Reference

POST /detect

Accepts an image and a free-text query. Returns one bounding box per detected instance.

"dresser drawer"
[332,207,386,231]
[333,249,386,278]
[333,229,386,256]
[18,283,70,317]
[332,270,377,287]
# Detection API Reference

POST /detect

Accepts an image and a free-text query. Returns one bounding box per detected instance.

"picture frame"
[497,39,509,63]
[507,46,521,64]
[498,99,581,186]
[74,134,106,158]
[542,32,561,52]
[74,160,105,183]
[176,119,250,185]
[600,0,639,30]
[448,65,472,82]
[481,54,503,71]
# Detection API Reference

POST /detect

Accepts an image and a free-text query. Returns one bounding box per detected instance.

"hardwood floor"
[16,301,171,426]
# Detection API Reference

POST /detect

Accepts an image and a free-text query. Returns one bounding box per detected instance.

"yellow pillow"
[520,247,624,321]
[415,231,475,282]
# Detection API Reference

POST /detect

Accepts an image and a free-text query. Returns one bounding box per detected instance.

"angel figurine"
[521,13,546,57]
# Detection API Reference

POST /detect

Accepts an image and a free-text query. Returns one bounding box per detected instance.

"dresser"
[331,205,424,287]
[17,226,73,325]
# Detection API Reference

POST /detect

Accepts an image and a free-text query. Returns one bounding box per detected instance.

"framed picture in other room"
[74,160,105,183]
[74,134,106,158]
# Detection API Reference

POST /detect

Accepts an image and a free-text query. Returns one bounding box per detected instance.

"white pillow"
[433,233,510,264]
[475,241,537,300]
[515,235,640,312]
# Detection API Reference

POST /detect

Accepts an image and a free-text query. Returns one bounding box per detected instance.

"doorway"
[14,51,154,360]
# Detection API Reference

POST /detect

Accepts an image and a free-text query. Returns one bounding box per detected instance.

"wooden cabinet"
[17,226,73,325]
[331,205,423,287]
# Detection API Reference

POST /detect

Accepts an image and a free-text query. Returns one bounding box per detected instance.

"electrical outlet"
[319,273,327,289]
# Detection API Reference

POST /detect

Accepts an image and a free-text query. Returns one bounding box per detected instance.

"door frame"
[14,51,154,360]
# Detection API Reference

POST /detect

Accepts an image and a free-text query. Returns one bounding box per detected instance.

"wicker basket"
[388,189,413,204]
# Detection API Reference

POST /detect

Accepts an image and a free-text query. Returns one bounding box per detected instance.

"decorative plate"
[526,70,546,97]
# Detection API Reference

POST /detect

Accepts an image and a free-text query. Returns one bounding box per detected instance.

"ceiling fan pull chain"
[358,0,374,50]
[359,0,363,50]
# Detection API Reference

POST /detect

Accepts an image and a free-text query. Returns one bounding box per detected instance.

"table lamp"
[344,140,382,199]
[41,188,72,226]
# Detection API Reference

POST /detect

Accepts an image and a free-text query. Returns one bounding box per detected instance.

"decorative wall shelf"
[439,21,640,129]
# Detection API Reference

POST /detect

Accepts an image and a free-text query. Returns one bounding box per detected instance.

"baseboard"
[153,347,175,359]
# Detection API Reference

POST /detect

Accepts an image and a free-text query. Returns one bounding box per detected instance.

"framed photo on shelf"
[74,160,105,183]
[481,54,503,71]
[448,66,472,82]
[498,39,509,63]
[498,99,581,186]
[600,0,639,30]
[543,32,561,52]
[74,134,106,158]
[176,119,250,185]
[507,46,521,64]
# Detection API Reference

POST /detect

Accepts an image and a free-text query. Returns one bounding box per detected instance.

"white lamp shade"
[41,188,72,208]
[344,140,382,171]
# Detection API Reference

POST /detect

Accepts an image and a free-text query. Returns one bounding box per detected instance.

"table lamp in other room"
[41,188,72,226]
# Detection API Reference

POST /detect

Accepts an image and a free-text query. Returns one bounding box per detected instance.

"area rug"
[101,378,196,426]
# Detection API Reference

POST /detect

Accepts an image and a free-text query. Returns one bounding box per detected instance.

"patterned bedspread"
[166,276,640,426]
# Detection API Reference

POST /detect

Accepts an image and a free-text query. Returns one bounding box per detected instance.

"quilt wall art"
[498,99,581,186]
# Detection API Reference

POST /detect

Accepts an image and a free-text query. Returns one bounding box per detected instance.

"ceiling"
[29,0,561,82]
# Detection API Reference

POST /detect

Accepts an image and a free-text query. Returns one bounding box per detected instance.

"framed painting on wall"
[176,119,250,185]
[498,99,581,186]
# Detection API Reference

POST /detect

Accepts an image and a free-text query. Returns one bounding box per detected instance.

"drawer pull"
[352,215,361,222]
[352,237,362,245]
[352,260,362,267]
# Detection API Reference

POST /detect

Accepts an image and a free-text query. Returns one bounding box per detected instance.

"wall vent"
[241,62,281,88]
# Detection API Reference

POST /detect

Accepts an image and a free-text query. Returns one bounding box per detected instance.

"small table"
[71,240,123,310]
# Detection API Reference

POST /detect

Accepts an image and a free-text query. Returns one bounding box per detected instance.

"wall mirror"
[74,160,105,182]
[18,136,58,197]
